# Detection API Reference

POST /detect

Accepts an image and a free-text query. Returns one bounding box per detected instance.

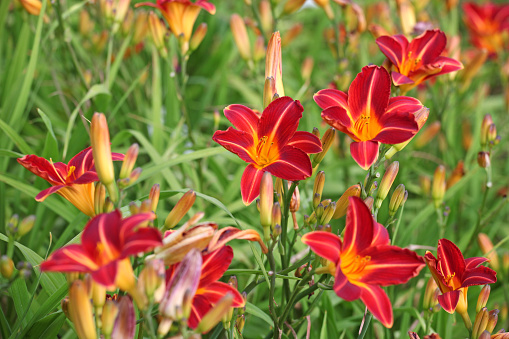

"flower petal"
[350,140,379,170]
[91,260,118,289]
[348,65,390,122]
[461,266,497,288]
[196,0,215,14]
[82,211,122,258]
[437,290,460,314]
[212,128,255,164]
[357,246,425,285]
[199,246,233,288]
[371,222,390,247]
[18,154,66,185]
[376,35,407,67]
[342,197,375,254]
[433,56,464,74]
[313,88,349,110]
[373,112,418,144]
[223,104,260,138]
[68,147,95,179]
[410,30,446,65]
[264,146,312,181]
[465,256,489,269]
[40,244,99,273]
[122,227,162,257]
[258,97,303,149]
[301,231,341,263]
[287,131,322,154]
[437,239,466,282]
[321,106,356,140]
[208,227,268,254]
[35,185,66,201]
[197,281,244,307]
[391,72,414,86]
[386,96,424,115]
[334,267,362,301]
[360,284,394,328]
[188,294,212,329]
[240,164,264,205]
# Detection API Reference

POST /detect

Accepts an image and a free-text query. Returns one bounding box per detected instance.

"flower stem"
[357,310,372,339]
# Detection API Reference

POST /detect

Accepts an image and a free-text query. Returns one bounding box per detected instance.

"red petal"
[321,106,357,140]
[207,227,267,254]
[72,172,99,184]
[287,131,322,154]
[409,30,446,65]
[333,267,362,301]
[258,97,303,150]
[391,72,414,86]
[386,96,423,115]
[18,154,66,185]
[212,128,255,164]
[437,239,466,281]
[373,112,418,144]
[223,104,259,138]
[264,146,312,181]
[434,56,464,74]
[199,246,233,288]
[357,246,425,285]
[350,140,379,170]
[348,65,390,122]
[82,211,122,257]
[342,197,375,254]
[313,88,349,110]
[68,147,95,179]
[424,251,450,294]
[188,294,212,329]
[196,0,215,14]
[122,227,162,257]
[197,281,244,307]
[40,244,98,273]
[121,212,157,234]
[376,35,406,67]
[91,260,118,289]
[240,164,264,205]
[461,266,497,287]
[371,222,390,247]
[301,231,341,263]
[360,284,394,328]
[437,290,460,314]
[465,256,489,269]
[35,185,66,201]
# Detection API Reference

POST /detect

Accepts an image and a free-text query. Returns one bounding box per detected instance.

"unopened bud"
[6,214,18,237]
[271,202,281,232]
[231,14,251,61]
[149,184,161,213]
[473,307,489,339]
[94,183,106,215]
[396,0,416,35]
[0,255,14,279]
[69,280,97,339]
[263,77,277,108]
[282,0,306,15]
[488,124,497,145]
[481,114,494,149]
[460,49,488,91]
[19,0,42,15]
[148,12,168,57]
[477,285,491,313]
[259,172,274,229]
[101,300,119,337]
[164,190,196,229]
[319,202,336,225]
[259,0,273,37]
[423,277,438,311]
[315,203,325,220]
[432,165,446,208]
[190,23,208,51]
[478,233,500,271]
[389,184,407,217]
[265,32,284,98]
[447,161,465,189]
[315,0,334,19]
[282,23,303,47]
[324,224,332,233]
[333,185,361,219]
[375,161,399,209]
[313,171,325,209]
[16,215,34,238]
[312,128,334,167]
[477,152,491,168]
[253,35,265,62]
[487,309,499,333]
[119,144,139,179]
[312,127,320,139]
[415,122,441,148]
[139,259,166,303]
[197,294,235,334]
[364,197,374,211]
[478,331,491,339]
[112,296,136,339]
[17,261,32,280]
[290,185,300,213]
[301,57,314,82]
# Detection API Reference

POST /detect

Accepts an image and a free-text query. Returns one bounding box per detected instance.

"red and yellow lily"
[302,197,425,328]
[17,147,124,217]
[376,29,464,93]
[463,2,509,57]
[40,210,162,291]
[424,238,497,314]
[314,65,423,170]
[212,96,322,205]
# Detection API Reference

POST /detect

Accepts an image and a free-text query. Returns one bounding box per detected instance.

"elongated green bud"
[375,161,399,209]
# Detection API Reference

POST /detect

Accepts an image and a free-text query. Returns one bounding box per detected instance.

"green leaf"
[320,311,328,339]
[0,149,24,158]
[9,279,36,328]
[0,304,10,339]
[0,117,34,155]
[25,312,66,339]
[245,302,272,327]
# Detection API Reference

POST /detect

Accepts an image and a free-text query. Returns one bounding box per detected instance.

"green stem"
[267,242,280,336]
[465,177,491,252]
[391,203,405,245]
[357,311,373,339]
[105,34,114,90]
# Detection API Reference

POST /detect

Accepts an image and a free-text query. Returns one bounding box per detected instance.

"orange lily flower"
[17,147,124,217]
[463,2,509,57]
[213,96,322,205]
[302,197,425,328]
[376,30,464,93]
[314,65,423,170]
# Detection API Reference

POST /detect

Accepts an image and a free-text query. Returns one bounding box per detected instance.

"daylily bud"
[259,172,273,240]
[333,185,361,219]
[6,214,18,237]
[319,202,336,225]
[305,212,316,225]
[222,277,238,327]
[477,152,491,169]
[263,77,277,108]
[119,144,139,180]
[271,202,281,232]
[478,233,500,271]
[312,127,320,139]
[0,255,14,279]
[115,259,147,310]
[487,309,499,333]
[477,285,491,313]
[265,32,284,98]
[129,167,142,183]
[190,23,207,51]
[414,121,441,148]
[101,300,119,337]
[148,12,168,58]
[301,57,314,82]
[312,128,334,167]
[133,11,149,44]
[447,161,465,189]
[432,165,446,209]
[165,190,196,229]
[197,294,234,334]
[94,183,106,215]
[473,307,489,339]
[488,124,498,146]
[315,203,325,220]
[16,262,32,280]
[149,184,161,213]
[112,296,136,339]
[20,0,42,15]
[80,10,94,36]
[231,14,251,61]
[481,114,494,149]
[290,185,300,213]
[463,120,473,151]
[17,215,35,238]
[396,0,416,36]
[90,280,106,324]
[420,175,431,196]
[139,259,166,303]
[114,0,131,26]
[273,224,282,238]
[478,331,491,339]
[313,171,325,209]
[282,23,303,47]
[90,113,118,203]
[282,0,306,15]
[259,0,273,37]
[375,161,399,209]
[315,0,334,19]
[61,297,71,320]
[423,277,438,311]
[389,184,407,217]
[363,197,374,211]
[253,36,265,62]
[460,49,488,91]
[68,280,97,339]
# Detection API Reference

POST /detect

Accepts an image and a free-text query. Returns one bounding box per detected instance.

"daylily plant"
[40,210,162,291]
[302,197,425,328]
[376,29,464,93]
[212,96,322,205]
[424,238,497,314]
[314,65,424,170]
[463,2,509,57]
[17,147,124,217]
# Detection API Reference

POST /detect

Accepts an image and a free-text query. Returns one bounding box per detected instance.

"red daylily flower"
[376,29,464,93]
[17,147,124,217]
[40,210,162,290]
[424,238,497,314]
[463,2,509,57]
[212,96,322,205]
[314,65,423,170]
[301,197,425,328]
[137,0,215,42]
[165,246,244,330]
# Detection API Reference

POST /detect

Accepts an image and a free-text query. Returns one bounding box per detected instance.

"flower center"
[341,254,371,281]
[254,135,279,168]
[444,272,462,290]
[400,51,422,75]
[66,166,76,182]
